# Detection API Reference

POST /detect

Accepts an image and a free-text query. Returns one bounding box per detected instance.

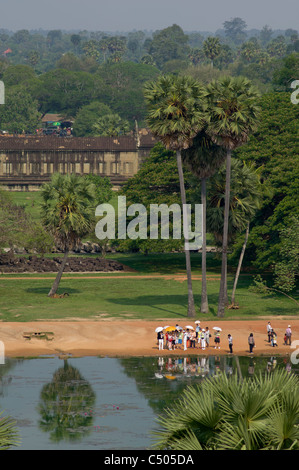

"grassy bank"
[2,193,298,322]
[0,252,297,322]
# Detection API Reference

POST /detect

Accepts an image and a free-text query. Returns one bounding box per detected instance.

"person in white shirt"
[158,331,164,350]
[200,330,206,350]
[267,322,273,343]
[205,327,210,347]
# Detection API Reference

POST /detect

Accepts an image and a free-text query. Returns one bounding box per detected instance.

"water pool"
[0,355,295,450]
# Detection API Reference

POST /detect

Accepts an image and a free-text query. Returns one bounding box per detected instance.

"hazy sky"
[0,0,298,32]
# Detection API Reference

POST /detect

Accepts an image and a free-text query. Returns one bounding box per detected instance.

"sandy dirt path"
[0,318,298,358]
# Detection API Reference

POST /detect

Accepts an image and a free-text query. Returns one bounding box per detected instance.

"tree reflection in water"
[38,360,96,443]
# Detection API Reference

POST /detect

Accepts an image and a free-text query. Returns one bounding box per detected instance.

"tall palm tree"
[203,36,221,67]
[152,370,299,450]
[206,76,260,317]
[206,159,263,306]
[144,75,207,317]
[182,130,226,313]
[40,173,97,297]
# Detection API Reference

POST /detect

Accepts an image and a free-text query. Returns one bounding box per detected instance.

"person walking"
[267,322,273,343]
[285,325,292,345]
[248,333,255,353]
[228,334,233,354]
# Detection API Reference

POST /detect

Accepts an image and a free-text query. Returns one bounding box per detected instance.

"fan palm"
[182,130,226,313]
[40,173,97,297]
[206,76,260,317]
[0,410,20,449]
[144,74,208,317]
[203,36,221,67]
[152,370,299,450]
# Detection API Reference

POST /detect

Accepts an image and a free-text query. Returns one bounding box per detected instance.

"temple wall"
[0,134,155,190]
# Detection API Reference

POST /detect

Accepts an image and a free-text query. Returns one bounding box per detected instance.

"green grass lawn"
[0,252,297,322]
[3,193,298,322]
[8,190,43,221]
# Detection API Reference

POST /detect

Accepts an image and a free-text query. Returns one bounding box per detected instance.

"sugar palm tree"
[203,36,221,67]
[144,75,207,317]
[206,159,263,306]
[40,173,97,297]
[206,76,260,317]
[152,370,299,450]
[182,130,226,313]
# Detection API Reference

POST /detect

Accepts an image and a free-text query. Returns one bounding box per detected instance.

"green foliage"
[273,216,299,292]
[0,410,20,450]
[96,61,160,123]
[40,173,97,251]
[148,24,190,69]
[83,174,113,205]
[153,370,299,450]
[144,74,207,150]
[93,113,130,136]
[234,92,299,270]
[205,159,263,245]
[72,101,112,136]
[0,86,41,133]
[206,75,261,150]
[223,17,247,45]
[33,69,104,117]
[203,37,221,64]
[272,52,299,90]
[117,143,187,253]
[0,188,52,253]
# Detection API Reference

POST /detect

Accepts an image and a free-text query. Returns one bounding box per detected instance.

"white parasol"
[185,325,195,330]
[195,320,201,324]
[213,327,222,331]
[155,327,164,333]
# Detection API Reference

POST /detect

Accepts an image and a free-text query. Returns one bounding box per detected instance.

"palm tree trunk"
[217,148,232,317]
[176,150,196,318]
[200,177,209,313]
[48,250,69,297]
[231,222,250,306]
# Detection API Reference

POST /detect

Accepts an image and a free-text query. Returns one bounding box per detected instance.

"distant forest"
[0,17,298,135]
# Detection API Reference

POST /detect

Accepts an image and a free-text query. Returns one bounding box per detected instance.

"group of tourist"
[156,323,218,352]
[267,322,292,347]
[156,322,293,354]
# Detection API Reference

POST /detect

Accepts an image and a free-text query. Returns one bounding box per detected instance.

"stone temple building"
[0,129,157,191]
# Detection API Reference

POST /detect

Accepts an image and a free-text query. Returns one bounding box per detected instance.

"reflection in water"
[0,355,297,450]
[38,360,96,443]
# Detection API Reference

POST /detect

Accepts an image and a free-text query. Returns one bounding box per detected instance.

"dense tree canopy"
[233,92,299,270]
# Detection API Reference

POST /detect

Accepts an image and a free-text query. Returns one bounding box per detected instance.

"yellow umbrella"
[165,326,176,332]
[165,375,176,380]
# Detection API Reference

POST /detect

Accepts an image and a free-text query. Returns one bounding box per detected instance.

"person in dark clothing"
[248,333,255,353]
[228,334,233,354]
